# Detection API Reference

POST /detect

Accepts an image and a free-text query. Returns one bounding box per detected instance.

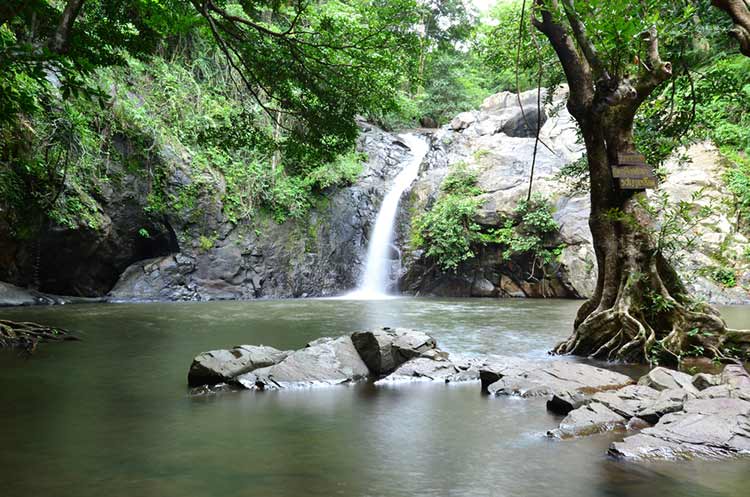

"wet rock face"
[398,88,749,304]
[108,123,413,301]
[0,137,178,297]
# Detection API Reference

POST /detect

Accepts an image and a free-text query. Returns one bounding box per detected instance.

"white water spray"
[346,134,429,299]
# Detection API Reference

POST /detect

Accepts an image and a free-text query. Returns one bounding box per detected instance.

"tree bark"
[50,0,85,55]
[532,0,750,364]
[712,0,750,57]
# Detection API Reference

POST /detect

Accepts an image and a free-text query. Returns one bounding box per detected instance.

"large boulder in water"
[551,402,629,438]
[188,345,289,387]
[235,336,370,390]
[351,327,437,376]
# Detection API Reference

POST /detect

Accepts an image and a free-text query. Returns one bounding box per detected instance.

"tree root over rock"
[0,319,78,354]
[553,198,750,366]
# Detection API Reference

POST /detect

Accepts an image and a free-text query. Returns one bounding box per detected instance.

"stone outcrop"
[0,281,104,307]
[235,336,371,390]
[548,363,750,461]
[188,329,632,394]
[480,360,633,398]
[189,329,750,462]
[108,122,414,302]
[3,86,747,304]
[399,88,750,304]
[0,136,179,297]
[187,345,290,387]
[350,327,437,376]
[609,397,750,460]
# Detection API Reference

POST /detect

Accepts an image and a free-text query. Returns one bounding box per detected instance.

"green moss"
[198,234,216,253]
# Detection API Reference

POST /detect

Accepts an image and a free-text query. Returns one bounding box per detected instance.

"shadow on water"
[0,298,748,497]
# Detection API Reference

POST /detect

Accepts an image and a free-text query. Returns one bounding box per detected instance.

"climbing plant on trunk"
[531,0,750,364]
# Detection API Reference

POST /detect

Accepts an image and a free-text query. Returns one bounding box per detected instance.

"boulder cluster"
[549,365,750,461]
[189,328,750,462]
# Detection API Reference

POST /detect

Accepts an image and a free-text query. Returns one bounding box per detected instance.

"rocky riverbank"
[188,328,750,461]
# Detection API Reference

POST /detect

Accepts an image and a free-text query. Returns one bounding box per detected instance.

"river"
[1,298,748,497]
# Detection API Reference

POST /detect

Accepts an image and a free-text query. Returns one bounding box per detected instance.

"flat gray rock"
[375,354,485,384]
[638,367,698,394]
[188,345,289,387]
[590,385,661,419]
[484,361,633,398]
[609,398,750,460]
[236,336,369,390]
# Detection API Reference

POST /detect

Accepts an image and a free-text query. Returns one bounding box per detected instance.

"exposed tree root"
[553,198,750,366]
[0,319,78,354]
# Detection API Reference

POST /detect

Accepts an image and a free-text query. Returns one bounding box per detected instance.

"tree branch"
[50,0,85,55]
[712,0,750,57]
[632,26,673,106]
[531,0,594,118]
[560,0,610,82]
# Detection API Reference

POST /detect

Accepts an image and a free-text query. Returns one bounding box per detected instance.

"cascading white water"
[346,134,429,299]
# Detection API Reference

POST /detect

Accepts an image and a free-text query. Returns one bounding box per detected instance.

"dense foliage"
[0,0,419,234]
[412,163,562,273]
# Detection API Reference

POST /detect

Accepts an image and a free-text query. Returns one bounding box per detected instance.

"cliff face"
[2,90,748,304]
[108,123,415,301]
[397,88,750,304]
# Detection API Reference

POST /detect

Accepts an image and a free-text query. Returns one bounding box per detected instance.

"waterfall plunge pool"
[1,298,749,497]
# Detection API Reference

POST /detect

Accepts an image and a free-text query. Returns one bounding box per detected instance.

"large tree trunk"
[554,111,748,364]
[50,0,85,54]
[531,0,750,365]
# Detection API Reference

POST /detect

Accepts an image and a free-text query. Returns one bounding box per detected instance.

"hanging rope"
[514,0,546,202]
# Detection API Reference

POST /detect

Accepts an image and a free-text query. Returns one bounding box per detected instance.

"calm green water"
[1,298,749,497]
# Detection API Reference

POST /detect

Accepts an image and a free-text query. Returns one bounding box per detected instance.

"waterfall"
[346,133,429,299]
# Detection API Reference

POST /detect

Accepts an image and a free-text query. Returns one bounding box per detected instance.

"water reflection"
[0,298,748,497]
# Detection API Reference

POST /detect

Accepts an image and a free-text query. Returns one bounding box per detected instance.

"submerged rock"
[188,345,290,387]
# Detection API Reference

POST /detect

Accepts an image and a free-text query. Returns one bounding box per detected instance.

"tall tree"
[530,0,749,363]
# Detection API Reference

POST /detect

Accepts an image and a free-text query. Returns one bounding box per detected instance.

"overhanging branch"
[712,0,750,57]
[531,0,594,117]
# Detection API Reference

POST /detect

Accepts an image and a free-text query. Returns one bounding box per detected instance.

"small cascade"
[346,133,429,299]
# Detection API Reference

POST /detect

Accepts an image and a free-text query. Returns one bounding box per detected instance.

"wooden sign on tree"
[611,151,657,190]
